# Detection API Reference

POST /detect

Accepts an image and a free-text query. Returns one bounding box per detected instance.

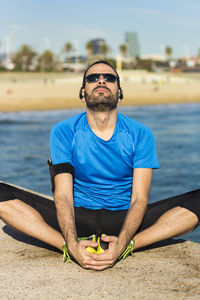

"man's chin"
[86,102,117,112]
[85,94,118,112]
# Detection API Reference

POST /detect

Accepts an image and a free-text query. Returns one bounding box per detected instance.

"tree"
[12,44,37,71]
[63,42,73,61]
[119,44,128,57]
[38,50,54,71]
[85,41,94,56]
[165,46,173,60]
[99,42,110,57]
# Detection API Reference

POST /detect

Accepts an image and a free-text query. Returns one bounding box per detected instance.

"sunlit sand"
[0,71,200,112]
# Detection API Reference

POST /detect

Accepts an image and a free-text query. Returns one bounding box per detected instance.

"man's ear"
[79,87,85,103]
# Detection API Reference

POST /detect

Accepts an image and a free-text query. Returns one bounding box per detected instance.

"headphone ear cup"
[119,88,123,100]
[79,87,83,99]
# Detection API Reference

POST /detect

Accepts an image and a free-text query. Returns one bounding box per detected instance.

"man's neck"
[86,109,118,141]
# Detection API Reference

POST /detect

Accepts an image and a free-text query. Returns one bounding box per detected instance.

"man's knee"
[174,205,199,230]
[168,205,197,216]
[177,205,198,220]
[157,205,199,229]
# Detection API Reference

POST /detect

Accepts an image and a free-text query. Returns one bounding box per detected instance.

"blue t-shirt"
[50,112,159,210]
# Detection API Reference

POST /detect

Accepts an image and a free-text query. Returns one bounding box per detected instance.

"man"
[0,60,199,271]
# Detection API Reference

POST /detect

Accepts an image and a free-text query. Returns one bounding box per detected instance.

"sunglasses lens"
[85,73,117,83]
[86,74,99,83]
[104,74,117,82]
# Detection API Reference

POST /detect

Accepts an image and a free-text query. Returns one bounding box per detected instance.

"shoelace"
[118,239,135,260]
[63,242,72,263]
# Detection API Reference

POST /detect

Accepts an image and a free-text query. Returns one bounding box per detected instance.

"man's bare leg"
[133,206,199,250]
[0,199,64,251]
[1,201,198,253]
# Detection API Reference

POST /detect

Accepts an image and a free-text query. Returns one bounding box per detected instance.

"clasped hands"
[71,235,121,271]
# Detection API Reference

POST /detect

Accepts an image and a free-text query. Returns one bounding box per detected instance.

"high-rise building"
[125,32,140,58]
[89,38,105,55]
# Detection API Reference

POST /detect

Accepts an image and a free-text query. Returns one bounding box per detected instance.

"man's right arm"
[54,173,98,267]
[54,173,77,250]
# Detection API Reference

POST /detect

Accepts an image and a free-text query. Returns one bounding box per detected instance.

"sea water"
[0,103,200,243]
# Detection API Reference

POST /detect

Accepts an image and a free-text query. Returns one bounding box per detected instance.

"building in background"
[125,32,140,58]
[89,38,105,55]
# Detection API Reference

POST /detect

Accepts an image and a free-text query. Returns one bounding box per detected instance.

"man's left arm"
[85,168,152,270]
[115,168,152,255]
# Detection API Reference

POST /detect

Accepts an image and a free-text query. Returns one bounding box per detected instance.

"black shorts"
[0,182,199,237]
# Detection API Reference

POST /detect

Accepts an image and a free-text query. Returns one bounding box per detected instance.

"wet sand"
[0,71,200,112]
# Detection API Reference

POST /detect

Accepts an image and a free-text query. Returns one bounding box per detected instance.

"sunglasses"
[85,73,118,84]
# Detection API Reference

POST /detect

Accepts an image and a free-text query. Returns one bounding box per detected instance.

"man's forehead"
[85,63,117,76]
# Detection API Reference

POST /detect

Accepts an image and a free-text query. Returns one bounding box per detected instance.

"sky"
[0,0,200,59]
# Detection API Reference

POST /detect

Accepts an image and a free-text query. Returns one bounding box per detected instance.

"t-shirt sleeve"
[133,127,159,169]
[50,123,73,165]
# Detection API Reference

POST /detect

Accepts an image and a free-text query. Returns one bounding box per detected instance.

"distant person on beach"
[0,60,199,270]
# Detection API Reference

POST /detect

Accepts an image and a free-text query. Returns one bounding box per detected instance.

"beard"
[84,87,118,112]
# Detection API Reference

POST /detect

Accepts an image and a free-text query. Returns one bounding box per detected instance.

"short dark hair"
[82,60,121,88]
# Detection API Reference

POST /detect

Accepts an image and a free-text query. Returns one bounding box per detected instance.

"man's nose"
[98,74,106,84]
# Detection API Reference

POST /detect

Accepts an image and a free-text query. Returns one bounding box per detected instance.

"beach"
[0,185,200,299]
[0,71,200,112]
[1,217,200,299]
[1,72,200,298]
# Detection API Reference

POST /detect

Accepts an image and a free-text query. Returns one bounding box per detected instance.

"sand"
[0,185,200,299]
[0,71,200,112]
[1,218,200,299]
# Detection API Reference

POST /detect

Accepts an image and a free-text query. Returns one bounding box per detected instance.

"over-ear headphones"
[119,88,123,100]
[79,87,84,99]
[79,86,123,100]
